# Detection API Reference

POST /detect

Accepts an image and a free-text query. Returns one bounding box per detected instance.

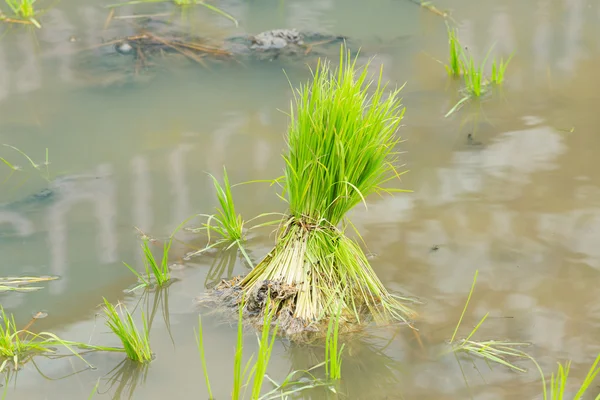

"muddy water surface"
[1,0,600,399]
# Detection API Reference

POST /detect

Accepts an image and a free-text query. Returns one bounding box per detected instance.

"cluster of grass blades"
[186,167,253,267]
[1,0,41,28]
[105,0,238,27]
[445,25,462,78]
[102,298,153,363]
[0,276,57,293]
[0,306,119,373]
[447,270,530,373]
[218,44,416,333]
[443,24,514,117]
[532,353,600,400]
[123,238,173,292]
[196,300,323,399]
[447,270,600,400]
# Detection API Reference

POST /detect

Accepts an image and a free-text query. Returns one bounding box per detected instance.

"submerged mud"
[197,277,317,337]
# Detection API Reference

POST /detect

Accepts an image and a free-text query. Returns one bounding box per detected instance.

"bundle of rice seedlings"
[216,46,416,334]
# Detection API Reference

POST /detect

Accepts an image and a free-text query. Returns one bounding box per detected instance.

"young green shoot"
[448,270,530,372]
[249,300,278,399]
[325,308,344,381]
[490,53,514,86]
[102,298,153,363]
[232,302,248,400]
[123,238,172,291]
[195,315,214,400]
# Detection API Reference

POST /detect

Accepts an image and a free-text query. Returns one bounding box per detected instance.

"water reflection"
[46,164,117,293]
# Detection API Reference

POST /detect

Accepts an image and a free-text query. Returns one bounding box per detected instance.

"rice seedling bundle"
[223,47,415,333]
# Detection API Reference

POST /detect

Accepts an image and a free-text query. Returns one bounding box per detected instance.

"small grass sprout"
[325,308,344,381]
[448,270,530,372]
[462,50,491,98]
[207,168,245,242]
[123,238,172,291]
[102,298,153,363]
[2,0,41,28]
[195,315,214,400]
[188,167,253,267]
[490,53,514,85]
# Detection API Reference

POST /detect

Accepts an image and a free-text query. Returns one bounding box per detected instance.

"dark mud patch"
[195,276,391,342]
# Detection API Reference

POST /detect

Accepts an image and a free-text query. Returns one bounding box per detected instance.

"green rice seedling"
[2,0,41,28]
[462,52,489,98]
[87,378,100,400]
[445,25,463,78]
[195,315,214,400]
[105,0,238,26]
[325,309,344,381]
[249,301,278,399]
[229,44,416,330]
[490,53,514,86]
[445,48,494,118]
[448,270,530,372]
[187,167,253,267]
[123,238,172,291]
[232,302,248,400]
[0,306,106,372]
[196,300,309,400]
[527,353,600,400]
[102,298,152,363]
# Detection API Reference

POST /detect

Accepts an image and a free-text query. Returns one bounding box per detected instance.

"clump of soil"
[196,275,386,342]
[198,277,321,337]
[197,277,346,341]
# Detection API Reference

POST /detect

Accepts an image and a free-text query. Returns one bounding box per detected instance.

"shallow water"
[1,0,600,398]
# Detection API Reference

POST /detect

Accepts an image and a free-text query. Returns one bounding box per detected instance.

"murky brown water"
[1,0,600,398]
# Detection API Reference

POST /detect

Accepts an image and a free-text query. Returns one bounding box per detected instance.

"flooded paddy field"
[1,0,600,398]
